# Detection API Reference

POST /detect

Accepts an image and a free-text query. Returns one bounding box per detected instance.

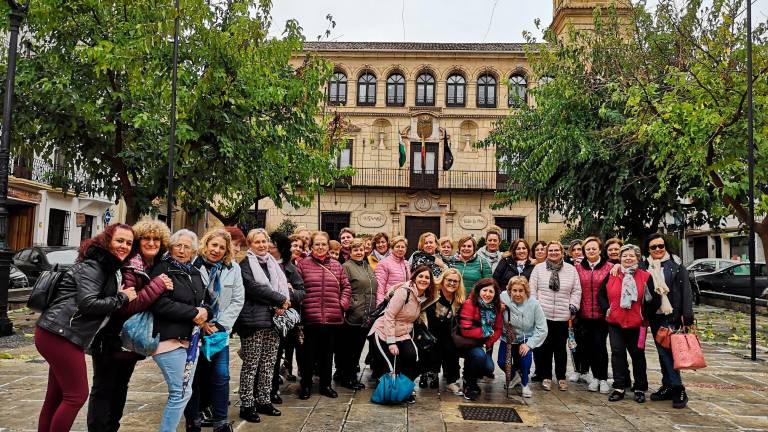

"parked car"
[687,259,737,304]
[9,264,28,288]
[13,246,78,287]
[694,262,768,299]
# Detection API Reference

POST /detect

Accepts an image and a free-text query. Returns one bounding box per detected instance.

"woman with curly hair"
[36,224,139,432]
[87,220,174,432]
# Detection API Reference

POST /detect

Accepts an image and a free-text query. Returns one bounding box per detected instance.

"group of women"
[33,221,694,432]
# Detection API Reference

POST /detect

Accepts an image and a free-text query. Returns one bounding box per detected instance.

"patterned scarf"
[194,256,224,317]
[545,259,563,292]
[163,252,194,273]
[620,264,639,309]
[479,299,496,338]
[646,252,674,315]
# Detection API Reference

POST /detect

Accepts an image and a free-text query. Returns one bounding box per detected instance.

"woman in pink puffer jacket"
[374,236,411,304]
[529,241,582,391]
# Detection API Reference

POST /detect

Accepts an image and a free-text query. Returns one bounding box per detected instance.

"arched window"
[477,74,496,108]
[446,74,466,107]
[415,73,435,106]
[357,73,376,106]
[328,72,347,105]
[386,73,405,106]
[508,75,527,107]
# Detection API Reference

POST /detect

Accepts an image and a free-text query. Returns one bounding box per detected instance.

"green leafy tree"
[3,0,343,224]
[483,0,767,258]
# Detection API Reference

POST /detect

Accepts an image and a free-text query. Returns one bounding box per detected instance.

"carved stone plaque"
[358,211,387,228]
[459,214,488,230]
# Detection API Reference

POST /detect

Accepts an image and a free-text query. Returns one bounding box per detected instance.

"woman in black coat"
[150,229,212,432]
[494,238,535,289]
[35,224,138,432]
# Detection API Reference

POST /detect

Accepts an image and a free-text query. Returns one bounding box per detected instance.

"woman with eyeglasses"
[644,234,694,409]
[150,229,212,432]
[531,240,548,265]
[87,221,173,432]
[420,268,466,394]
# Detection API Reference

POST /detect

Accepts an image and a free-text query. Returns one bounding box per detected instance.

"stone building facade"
[254,0,630,250]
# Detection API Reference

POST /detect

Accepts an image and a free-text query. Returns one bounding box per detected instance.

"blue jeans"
[464,347,495,383]
[497,340,533,386]
[154,347,198,432]
[185,346,230,427]
[651,317,683,387]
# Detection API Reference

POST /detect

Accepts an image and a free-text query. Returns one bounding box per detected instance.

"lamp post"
[0,0,29,336]
[746,0,757,361]
[166,0,180,231]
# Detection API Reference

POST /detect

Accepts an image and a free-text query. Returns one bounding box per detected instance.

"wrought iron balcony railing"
[334,168,514,191]
[10,156,110,199]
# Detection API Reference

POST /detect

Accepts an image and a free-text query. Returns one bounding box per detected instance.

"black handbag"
[412,321,437,352]
[26,264,67,312]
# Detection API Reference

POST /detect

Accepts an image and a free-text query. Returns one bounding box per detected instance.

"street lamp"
[166,0,180,232]
[746,0,757,361]
[0,0,30,336]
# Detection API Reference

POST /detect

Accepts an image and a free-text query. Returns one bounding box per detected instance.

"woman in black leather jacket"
[35,224,138,432]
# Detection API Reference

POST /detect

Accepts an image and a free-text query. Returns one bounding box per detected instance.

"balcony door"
[410,142,438,189]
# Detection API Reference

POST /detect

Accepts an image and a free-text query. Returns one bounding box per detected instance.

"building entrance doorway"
[404,216,440,257]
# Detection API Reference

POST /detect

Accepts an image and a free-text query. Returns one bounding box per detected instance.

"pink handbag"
[671,327,707,370]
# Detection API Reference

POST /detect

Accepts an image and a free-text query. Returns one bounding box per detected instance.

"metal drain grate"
[458,405,523,423]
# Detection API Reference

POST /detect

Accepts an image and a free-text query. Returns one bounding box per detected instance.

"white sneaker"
[446,382,463,395]
[542,379,552,391]
[509,374,522,389]
[580,373,594,384]
[587,378,599,392]
[521,385,532,398]
[566,371,581,382]
[599,380,610,394]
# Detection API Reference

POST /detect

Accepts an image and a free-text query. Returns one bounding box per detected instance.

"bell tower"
[551,0,632,39]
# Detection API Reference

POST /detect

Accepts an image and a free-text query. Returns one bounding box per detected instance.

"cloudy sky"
[270,0,768,42]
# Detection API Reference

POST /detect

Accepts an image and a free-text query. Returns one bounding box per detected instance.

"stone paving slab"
[1,305,768,431]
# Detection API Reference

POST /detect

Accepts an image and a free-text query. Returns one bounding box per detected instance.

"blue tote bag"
[371,356,415,405]
[120,311,159,356]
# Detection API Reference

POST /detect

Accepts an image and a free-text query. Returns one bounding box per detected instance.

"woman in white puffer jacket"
[528,241,581,392]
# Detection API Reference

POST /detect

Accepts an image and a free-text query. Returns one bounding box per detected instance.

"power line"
[483,0,499,42]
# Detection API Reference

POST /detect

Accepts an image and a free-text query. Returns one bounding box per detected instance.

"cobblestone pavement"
[1,306,767,432]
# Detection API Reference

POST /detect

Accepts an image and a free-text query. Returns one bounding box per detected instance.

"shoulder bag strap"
[317,262,341,291]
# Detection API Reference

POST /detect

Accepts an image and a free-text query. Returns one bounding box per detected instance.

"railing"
[10,156,111,200]
[334,168,516,191]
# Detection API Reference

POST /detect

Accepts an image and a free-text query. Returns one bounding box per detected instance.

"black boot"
[650,384,674,401]
[319,386,338,398]
[299,386,312,400]
[271,392,283,404]
[239,406,261,423]
[185,419,202,432]
[256,403,282,416]
[672,386,688,409]
[213,422,234,432]
[428,372,439,389]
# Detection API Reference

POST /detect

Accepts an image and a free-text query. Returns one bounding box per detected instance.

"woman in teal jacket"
[449,235,492,296]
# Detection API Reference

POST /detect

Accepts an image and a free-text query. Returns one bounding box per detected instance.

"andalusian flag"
[398,134,406,167]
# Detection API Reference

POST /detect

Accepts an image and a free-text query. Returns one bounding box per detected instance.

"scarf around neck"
[247,250,290,299]
[646,252,674,315]
[478,246,500,266]
[545,259,563,292]
[479,299,496,338]
[372,249,390,262]
[194,256,224,316]
[620,264,639,309]
[163,252,194,274]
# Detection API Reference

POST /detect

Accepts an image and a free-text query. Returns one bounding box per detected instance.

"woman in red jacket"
[295,231,352,400]
[598,244,660,404]
[457,278,503,401]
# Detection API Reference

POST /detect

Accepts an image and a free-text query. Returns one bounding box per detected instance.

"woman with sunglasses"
[419,268,466,394]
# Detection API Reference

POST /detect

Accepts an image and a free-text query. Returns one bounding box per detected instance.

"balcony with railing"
[10,156,111,200]
[334,167,515,191]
